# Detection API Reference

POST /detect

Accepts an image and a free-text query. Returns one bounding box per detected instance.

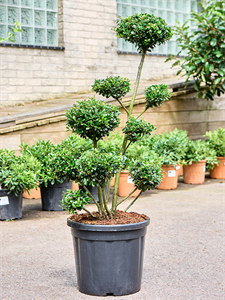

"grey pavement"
[1,175,224,300]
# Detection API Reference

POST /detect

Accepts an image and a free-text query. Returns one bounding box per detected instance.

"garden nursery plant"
[61,13,173,296]
[20,136,92,210]
[0,149,40,220]
[204,127,225,179]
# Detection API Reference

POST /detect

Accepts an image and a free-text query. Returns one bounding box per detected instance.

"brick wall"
[0,0,177,107]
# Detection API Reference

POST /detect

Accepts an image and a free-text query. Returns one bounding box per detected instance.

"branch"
[101,187,112,216]
[106,179,111,203]
[83,207,97,218]
[128,50,146,116]
[116,186,139,207]
[80,184,101,212]
[136,107,148,119]
[117,98,129,115]
[124,191,143,212]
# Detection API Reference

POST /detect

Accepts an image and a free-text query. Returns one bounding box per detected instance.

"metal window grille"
[116,0,198,55]
[0,0,58,46]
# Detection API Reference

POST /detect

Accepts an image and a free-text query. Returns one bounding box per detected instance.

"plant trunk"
[112,50,146,213]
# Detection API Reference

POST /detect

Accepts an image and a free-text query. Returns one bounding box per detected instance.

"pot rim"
[186,159,206,165]
[217,156,225,160]
[67,216,150,232]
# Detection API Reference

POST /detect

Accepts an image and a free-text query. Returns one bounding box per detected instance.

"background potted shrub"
[0,149,40,220]
[204,128,225,179]
[62,13,172,296]
[183,140,217,184]
[140,129,189,189]
[20,137,91,211]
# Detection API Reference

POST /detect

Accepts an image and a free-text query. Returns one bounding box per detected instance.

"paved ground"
[1,175,224,300]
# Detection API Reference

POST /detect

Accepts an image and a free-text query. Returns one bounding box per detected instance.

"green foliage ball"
[114,13,173,53]
[145,84,171,109]
[122,116,156,143]
[92,76,130,100]
[66,97,121,142]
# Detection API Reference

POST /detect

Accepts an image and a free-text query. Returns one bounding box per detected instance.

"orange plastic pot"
[110,177,115,187]
[183,160,206,184]
[157,165,178,190]
[210,157,225,179]
[71,182,79,191]
[118,171,140,197]
[176,164,183,176]
[23,187,41,199]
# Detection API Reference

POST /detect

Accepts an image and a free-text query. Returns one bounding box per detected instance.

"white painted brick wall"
[0,0,177,107]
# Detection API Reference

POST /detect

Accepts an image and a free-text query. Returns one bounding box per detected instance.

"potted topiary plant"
[62,13,172,296]
[0,149,40,220]
[20,136,92,211]
[204,128,225,179]
[183,139,218,184]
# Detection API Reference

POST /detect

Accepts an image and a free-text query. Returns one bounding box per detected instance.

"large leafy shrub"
[167,0,225,100]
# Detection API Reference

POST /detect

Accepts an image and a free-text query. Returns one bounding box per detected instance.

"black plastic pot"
[40,181,71,211]
[0,190,23,221]
[67,217,150,296]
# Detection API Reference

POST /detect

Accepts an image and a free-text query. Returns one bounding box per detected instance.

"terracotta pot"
[210,157,225,179]
[23,187,41,199]
[110,177,115,187]
[157,165,178,190]
[176,164,183,176]
[183,160,206,184]
[118,171,140,197]
[71,182,79,191]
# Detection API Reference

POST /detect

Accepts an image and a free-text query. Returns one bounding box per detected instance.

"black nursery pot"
[40,181,71,211]
[0,190,23,221]
[67,217,150,296]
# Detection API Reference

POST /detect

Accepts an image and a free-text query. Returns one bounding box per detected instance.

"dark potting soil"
[70,210,148,225]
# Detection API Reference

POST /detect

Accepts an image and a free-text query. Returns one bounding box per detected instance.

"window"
[0,0,58,46]
[116,0,198,55]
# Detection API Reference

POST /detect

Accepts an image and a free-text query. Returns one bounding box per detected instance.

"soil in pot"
[118,171,140,197]
[183,160,206,184]
[0,190,23,221]
[156,165,178,190]
[67,211,149,296]
[40,181,72,211]
[210,157,225,179]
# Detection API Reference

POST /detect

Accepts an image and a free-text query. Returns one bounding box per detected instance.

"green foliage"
[114,13,173,53]
[53,136,93,182]
[98,132,123,155]
[75,150,124,187]
[122,116,156,143]
[184,140,217,165]
[204,127,225,157]
[167,0,225,100]
[0,22,22,43]
[61,190,90,214]
[20,137,93,186]
[0,149,41,196]
[92,76,130,100]
[145,84,171,109]
[66,97,121,143]
[128,158,163,192]
[140,129,189,166]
